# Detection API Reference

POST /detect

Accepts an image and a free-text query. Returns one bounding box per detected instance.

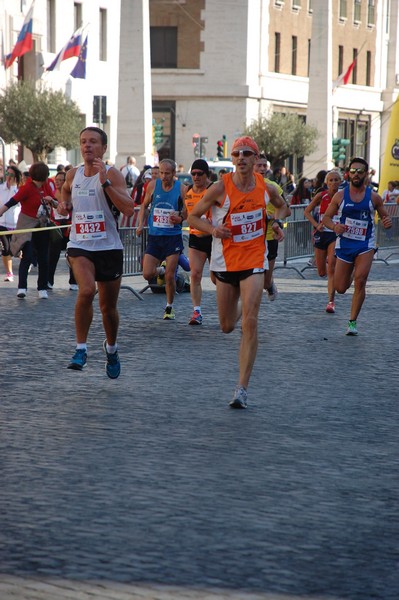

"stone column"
[303,0,333,178]
[115,0,152,169]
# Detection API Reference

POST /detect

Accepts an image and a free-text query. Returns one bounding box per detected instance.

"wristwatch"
[102,179,112,189]
[272,219,283,229]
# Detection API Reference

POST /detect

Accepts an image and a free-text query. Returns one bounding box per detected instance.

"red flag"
[333,59,357,90]
[4,1,35,69]
[342,59,356,84]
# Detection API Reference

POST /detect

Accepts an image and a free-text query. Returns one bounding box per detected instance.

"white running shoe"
[38,290,48,299]
[229,386,248,409]
[17,289,27,298]
[69,284,78,291]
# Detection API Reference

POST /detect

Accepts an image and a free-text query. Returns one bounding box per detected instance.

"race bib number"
[153,207,174,228]
[230,209,264,243]
[343,217,367,241]
[74,211,107,240]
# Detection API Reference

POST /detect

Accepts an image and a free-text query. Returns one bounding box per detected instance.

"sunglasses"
[6,172,15,177]
[191,171,205,176]
[349,168,367,174]
[231,150,255,158]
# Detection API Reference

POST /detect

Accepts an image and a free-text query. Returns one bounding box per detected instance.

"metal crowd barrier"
[274,205,314,279]
[375,203,399,263]
[118,226,148,300]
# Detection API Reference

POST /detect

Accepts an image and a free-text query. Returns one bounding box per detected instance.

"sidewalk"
[0,253,398,600]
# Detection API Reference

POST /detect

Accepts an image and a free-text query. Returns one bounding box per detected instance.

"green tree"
[245,113,319,168]
[0,80,82,162]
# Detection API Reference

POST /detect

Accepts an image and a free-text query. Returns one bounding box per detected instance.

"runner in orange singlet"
[188,136,289,409]
[184,159,213,325]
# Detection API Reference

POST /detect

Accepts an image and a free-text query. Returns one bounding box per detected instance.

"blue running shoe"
[67,348,87,371]
[103,340,121,379]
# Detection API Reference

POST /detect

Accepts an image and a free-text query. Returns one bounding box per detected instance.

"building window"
[274,0,285,7]
[366,50,371,85]
[367,0,375,25]
[307,39,311,75]
[99,8,107,61]
[352,48,358,83]
[338,45,344,76]
[292,0,301,9]
[150,27,177,68]
[354,0,362,23]
[47,0,55,52]
[274,32,281,73]
[74,2,82,30]
[339,0,347,19]
[308,0,313,12]
[292,36,297,75]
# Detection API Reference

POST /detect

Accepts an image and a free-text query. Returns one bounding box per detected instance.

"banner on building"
[378,98,399,197]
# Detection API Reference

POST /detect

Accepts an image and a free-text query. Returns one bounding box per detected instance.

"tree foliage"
[245,113,319,168]
[0,81,82,162]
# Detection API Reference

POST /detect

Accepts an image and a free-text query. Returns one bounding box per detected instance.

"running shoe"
[38,290,48,299]
[346,320,358,336]
[326,301,335,313]
[266,283,278,301]
[189,310,202,325]
[17,288,27,298]
[69,284,78,291]
[67,348,87,370]
[47,283,53,290]
[229,386,248,409]
[163,306,175,320]
[4,272,14,282]
[103,340,121,379]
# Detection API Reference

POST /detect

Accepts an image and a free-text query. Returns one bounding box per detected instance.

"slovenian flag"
[4,0,35,69]
[45,29,82,72]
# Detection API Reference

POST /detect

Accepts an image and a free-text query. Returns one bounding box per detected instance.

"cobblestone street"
[1,255,398,600]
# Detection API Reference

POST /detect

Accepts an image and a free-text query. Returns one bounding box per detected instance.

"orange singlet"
[210,172,269,272]
[185,185,212,236]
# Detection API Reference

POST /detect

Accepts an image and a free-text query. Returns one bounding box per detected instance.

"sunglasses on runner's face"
[231,150,255,158]
[349,168,367,174]
[191,171,205,176]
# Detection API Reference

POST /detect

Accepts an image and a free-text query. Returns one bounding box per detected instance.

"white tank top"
[68,165,122,251]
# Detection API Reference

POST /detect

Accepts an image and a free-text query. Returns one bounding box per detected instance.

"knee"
[143,267,156,281]
[78,286,96,304]
[190,269,202,284]
[220,318,235,334]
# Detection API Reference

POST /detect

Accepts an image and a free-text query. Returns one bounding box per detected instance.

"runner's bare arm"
[59,168,77,215]
[188,180,231,238]
[137,180,155,233]
[322,191,344,233]
[96,163,134,217]
[373,192,392,228]
[304,191,323,230]
[267,183,291,219]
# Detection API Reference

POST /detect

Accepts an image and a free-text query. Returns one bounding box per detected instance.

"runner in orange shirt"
[184,159,214,325]
[188,136,289,409]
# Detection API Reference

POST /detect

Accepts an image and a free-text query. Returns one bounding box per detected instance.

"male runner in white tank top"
[60,127,134,377]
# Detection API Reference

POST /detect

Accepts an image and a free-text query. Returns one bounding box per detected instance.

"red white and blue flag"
[4,0,35,69]
[45,29,82,72]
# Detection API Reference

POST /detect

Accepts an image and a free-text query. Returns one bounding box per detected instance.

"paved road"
[0,253,398,600]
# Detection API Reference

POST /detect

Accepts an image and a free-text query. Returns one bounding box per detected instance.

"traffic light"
[192,134,200,157]
[222,134,227,158]
[153,119,164,146]
[200,136,208,158]
[217,140,224,159]
[332,138,350,164]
